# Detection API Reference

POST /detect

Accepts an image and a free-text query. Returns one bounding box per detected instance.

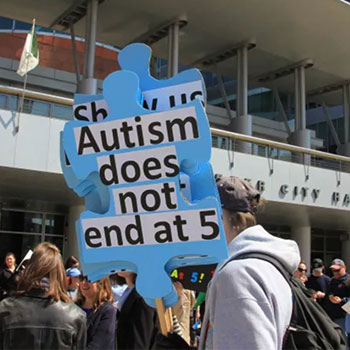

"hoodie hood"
[226,224,300,274]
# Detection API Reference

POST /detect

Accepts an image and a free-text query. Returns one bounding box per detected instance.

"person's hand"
[300,275,308,283]
[173,281,184,298]
[316,291,325,299]
[329,295,342,304]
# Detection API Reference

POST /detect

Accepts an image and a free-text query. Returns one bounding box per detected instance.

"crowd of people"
[294,258,350,344]
[0,176,348,349]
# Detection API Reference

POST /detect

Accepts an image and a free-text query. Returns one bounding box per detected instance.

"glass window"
[0,94,7,109]
[8,96,17,111]
[311,236,324,251]
[23,99,50,116]
[31,100,50,116]
[326,236,341,252]
[0,17,14,30]
[45,214,65,235]
[0,232,41,263]
[22,99,33,114]
[52,104,73,120]
[45,236,64,254]
[14,21,31,31]
[1,210,43,233]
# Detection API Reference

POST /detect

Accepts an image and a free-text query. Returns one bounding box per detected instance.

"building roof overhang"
[2,0,350,105]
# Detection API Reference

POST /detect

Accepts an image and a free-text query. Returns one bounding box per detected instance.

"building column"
[338,84,350,156]
[236,46,248,118]
[77,0,98,94]
[291,226,311,270]
[341,234,350,265]
[288,67,311,149]
[233,45,252,137]
[167,22,179,78]
[65,204,85,260]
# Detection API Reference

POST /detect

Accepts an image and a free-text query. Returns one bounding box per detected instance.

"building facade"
[0,3,350,274]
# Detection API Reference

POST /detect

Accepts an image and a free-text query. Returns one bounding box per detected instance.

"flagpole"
[15,18,35,134]
[15,68,29,133]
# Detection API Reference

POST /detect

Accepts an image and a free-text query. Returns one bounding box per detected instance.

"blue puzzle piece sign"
[61,44,227,308]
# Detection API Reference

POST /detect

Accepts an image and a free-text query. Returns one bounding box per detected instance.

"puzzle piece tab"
[118,43,206,112]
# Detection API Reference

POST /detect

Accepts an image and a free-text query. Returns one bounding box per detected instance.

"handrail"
[0,84,73,106]
[1,84,349,163]
[211,128,350,163]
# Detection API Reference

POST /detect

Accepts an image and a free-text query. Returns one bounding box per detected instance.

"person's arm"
[86,305,116,350]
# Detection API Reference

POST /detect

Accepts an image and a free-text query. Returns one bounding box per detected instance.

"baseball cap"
[216,175,261,214]
[330,258,345,269]
[311,258,323,271]
[66,267,81,277]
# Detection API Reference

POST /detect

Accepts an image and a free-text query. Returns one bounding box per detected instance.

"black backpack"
[225,253,346,350]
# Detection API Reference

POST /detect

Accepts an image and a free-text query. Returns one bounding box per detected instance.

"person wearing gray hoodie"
[199,176,301,350]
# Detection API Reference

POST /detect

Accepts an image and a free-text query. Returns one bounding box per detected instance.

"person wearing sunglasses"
[76,276,116,350]
[323,259,350,340]
[294,261,308,284]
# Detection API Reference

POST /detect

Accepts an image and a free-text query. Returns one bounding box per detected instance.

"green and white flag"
[17,22,39,77]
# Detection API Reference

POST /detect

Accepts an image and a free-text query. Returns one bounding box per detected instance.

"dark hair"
[64,256,79,270]
[110,273,126,286]
[5,252,15,259]
[4,252,16,268]
[17,242,70,303]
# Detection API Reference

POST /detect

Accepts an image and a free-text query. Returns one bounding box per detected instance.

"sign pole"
[155,298,173,336]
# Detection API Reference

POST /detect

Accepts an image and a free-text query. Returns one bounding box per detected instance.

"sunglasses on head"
[298,267,307,272]
[332,268,341,273]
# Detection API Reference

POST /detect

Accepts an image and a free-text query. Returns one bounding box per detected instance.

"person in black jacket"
[323,259,350,336]
[77,276,116,350]
[305,258,330,306]
[0,242,86,349]
[116,272,159,350]
[0,252,18,300]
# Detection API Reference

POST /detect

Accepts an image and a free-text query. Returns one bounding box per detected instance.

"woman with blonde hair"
[77,276,116,349]
[0,242,86,349]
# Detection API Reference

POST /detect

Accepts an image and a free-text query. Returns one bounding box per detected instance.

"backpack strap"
[220,252,292,285]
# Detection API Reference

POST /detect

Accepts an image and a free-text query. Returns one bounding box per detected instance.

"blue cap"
[66,268,81,277]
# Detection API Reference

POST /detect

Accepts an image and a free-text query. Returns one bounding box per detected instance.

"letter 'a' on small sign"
[60,43,228,309]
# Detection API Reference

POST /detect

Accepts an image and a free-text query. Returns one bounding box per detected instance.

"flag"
[16,249,33,271]
[17,22,39,77]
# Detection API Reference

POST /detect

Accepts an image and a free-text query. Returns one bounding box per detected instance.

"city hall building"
[0,0,350,273]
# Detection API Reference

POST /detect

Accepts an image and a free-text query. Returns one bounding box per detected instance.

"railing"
[212,128,350,173]
[1,84,349,173]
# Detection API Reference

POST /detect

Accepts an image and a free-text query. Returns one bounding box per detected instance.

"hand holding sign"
[61,44,227,308]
